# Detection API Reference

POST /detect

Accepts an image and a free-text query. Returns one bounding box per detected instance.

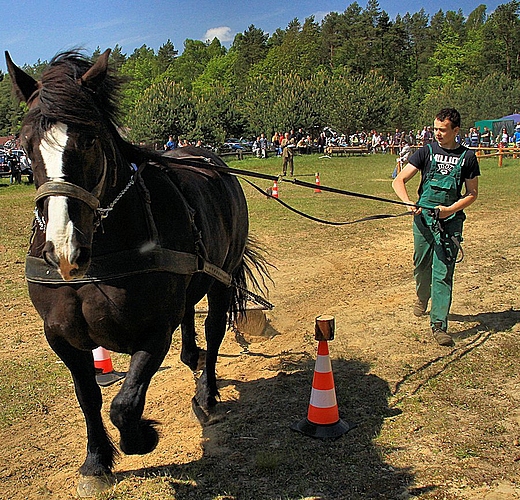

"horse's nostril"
[43,242,59,268]
[74,247,92,268]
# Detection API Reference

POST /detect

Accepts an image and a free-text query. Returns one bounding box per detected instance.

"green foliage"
[126,80,194,144]
[3,2,520,144]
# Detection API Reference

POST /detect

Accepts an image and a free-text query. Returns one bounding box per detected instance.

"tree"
[120,45,159,118]
[167,38,225,90]
[324,69,404,132]
[231,25,269,85]
[126,80,194,144]
[157,39,178,73]
[486,0,520,77]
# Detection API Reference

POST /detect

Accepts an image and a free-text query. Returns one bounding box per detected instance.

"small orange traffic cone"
[92,347,126,387]
[292,340,350,439]
[314,172,321,193]
[272,180,279,198]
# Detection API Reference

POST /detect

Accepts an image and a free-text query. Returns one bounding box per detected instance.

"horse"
[5,49,269,496]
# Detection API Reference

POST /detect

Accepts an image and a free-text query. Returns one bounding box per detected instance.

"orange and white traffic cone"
[291,340,350,439]
[92,346,126,387]
[314,172,321,193]
[272,180,279,198]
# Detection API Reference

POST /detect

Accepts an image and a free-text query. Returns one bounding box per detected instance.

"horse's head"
[6,49,118,280]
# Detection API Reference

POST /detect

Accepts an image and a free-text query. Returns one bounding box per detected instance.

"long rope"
[241,176,412,226]
[167,156,427,212]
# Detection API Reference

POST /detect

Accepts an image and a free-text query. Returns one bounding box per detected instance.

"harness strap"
[35,180,100,211]
[25,247,233,284]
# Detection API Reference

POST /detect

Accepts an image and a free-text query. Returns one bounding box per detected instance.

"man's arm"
[435,177,478,219]
[392,163,421,214]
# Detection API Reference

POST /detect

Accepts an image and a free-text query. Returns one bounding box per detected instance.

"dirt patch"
[0,206,519,499]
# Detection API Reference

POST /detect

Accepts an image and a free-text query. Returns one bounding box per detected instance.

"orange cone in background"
[272,180,279,198]
[292,315,351,439]
[92,347,126,387]
[314,172,321,193]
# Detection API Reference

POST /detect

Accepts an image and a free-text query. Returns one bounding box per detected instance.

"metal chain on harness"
[95,172,136,227]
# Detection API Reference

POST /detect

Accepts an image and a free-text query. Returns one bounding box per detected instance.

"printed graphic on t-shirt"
[432,153,464,175]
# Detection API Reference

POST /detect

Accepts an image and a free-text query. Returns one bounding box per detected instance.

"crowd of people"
[163,121,520,160]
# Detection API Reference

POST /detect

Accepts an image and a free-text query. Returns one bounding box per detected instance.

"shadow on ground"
[116,356,420,499]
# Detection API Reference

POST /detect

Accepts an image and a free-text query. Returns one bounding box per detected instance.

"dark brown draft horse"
[6,49,268,496]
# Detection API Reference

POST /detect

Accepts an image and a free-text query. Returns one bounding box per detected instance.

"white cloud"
[313,10,338,24]
[203,26,234,43]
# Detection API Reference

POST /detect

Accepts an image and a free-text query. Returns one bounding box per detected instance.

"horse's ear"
[80,49,111,90]
[5,51,39,103]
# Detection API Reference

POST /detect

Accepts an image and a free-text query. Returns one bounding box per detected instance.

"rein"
[167,156,432,224]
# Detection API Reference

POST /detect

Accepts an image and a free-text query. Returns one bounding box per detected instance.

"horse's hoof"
[119,420,159,455]
[77,473,115,497]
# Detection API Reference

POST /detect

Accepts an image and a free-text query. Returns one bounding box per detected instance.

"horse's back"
[160,146,249,270]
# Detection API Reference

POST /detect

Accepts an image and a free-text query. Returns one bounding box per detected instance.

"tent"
[499,113,520,123]
[475,117,515,138]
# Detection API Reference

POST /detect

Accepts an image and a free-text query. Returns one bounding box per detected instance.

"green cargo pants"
[413,212,464,331]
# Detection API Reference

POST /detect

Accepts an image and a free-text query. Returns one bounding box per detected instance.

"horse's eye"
[77,135,98,150]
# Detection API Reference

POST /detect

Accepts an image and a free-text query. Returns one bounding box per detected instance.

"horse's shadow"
[115,354,431,499]
[449,308,519,340]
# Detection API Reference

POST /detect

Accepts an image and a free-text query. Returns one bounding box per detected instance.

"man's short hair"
[436,108,461,129]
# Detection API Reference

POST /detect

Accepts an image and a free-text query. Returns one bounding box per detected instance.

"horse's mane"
[28,50,164,172]
[31,50,121,131]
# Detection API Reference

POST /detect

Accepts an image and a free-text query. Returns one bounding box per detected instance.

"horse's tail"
[231,236,274,317]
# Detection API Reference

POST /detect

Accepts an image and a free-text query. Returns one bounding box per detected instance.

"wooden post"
[498,144,503,167]
[315,314,335,341]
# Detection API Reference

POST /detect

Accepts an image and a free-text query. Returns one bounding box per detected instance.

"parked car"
[222,138,253,151]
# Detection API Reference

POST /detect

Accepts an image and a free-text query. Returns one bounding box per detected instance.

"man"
[164,135,176,150]
[480,126,491,153]
[7,149,22,185]
[392,108,480,346]
[281,132,295,176]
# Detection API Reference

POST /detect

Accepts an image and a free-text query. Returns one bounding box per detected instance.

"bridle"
[33,157,138,233]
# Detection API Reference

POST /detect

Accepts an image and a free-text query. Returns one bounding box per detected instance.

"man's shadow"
[116,354,435,499]
[449,308,519,340]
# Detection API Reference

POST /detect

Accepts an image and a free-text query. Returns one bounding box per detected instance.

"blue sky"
[2,0,504,72]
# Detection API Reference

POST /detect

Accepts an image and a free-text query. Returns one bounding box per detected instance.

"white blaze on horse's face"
[39,122,79,280]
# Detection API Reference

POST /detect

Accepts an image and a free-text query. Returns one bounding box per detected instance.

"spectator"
[258,133,268,158]
[480,127,491,152]
[499,127,509,148]
[422,126,434,145]
[7,149,22,185]
[272,132,282,156]
[281,132,295,176]
[469,127,480,148]
[164,135,176,150]
[317,132,327,154]
[514,125,520,149]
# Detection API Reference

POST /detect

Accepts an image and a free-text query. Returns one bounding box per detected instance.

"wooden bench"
[325,146,369,156]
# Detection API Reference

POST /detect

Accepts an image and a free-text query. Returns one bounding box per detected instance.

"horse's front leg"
[109,333,171,455]
[46,334,117,495]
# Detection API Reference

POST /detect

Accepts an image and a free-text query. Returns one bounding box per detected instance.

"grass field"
[0,152,519,499]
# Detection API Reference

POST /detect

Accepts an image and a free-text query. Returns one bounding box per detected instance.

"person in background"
[499,127,509,147]
[281,132,295,176]
[480,127,491,153]
[392,108,480,347]
[164,135,176,150]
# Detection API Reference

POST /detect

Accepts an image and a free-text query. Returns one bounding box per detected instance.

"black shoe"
[432,324,454,347]
[413,297,428,317]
